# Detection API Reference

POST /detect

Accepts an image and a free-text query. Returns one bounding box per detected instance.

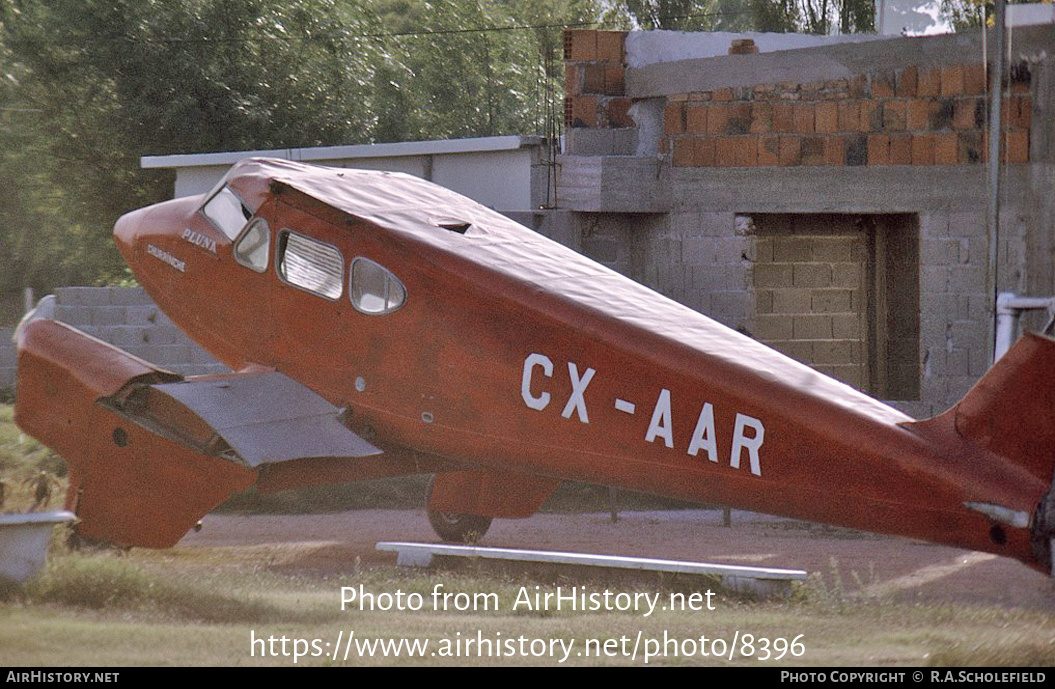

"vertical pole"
[23,287,34,314]
[986,0,1006,365]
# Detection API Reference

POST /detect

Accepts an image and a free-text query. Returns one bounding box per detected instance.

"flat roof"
[142,135,545,170]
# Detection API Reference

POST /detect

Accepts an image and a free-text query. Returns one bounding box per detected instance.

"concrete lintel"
[666,165,1037,215]
[557,155,670,213]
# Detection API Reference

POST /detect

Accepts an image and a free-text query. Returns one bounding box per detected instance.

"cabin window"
[350,257,406,314]
[277,230,343,300]
[233,218,270,272]
[201,186,252,240]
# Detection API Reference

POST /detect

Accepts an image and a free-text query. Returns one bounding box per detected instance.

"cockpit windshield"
[201,186,252,240]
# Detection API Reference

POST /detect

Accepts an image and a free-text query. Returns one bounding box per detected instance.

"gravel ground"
[180,508,1055,611]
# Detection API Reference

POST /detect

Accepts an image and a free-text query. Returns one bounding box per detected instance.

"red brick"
[570,96,597,128]
[596,31,626,64]
[918,67,941,97]
[912,133,935,165]
[872,71,895,97]
[862,100,884,132]
[582,64,605,93]
[793,102,815,133]
[882,100,907,131]
[603,64,625,95]
[606,98,633,128]
[1010,95,1032,130]
[1004,130,1029,163]
[706,104,729,134]
[567,30,597,61]
[772,102,795,133]
[750,102,773,133]
[838,101,861,132]
[758,135,780,165]
[664,102,683,134]
[953,99,977,130]
[565,64,581,96]
[713,87,735,102]
[940,65,965,96]
[896,66,918,97]
[964,63,986,95]
[867,134,890,165]
[889,134,912,164]
[728,102,753,134]
[685,104,707,133]
[800,136,825,166]
[823,135,845,165]
[715,136,756,166]
[849,75,868,98]
[739,136,758,166]
[778,136,801,166]
[694,137,716,166]
[907,99,931,131]
[815,101,838,133]
[957,131,984,164]
[934,132,958,164]
[673,137,694,166]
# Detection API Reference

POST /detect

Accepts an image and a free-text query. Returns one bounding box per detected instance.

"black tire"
[425,475,493,543]
[427,509,493,543]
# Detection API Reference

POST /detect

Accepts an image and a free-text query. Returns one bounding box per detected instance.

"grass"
[2,404,1054,666]
[1,546,1053,666]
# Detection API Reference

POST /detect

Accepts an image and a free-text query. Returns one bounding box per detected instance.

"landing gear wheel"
[425,476,492,543]
[427,509,493,543]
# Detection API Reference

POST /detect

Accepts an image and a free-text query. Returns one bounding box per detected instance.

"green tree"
[0,0,384,289]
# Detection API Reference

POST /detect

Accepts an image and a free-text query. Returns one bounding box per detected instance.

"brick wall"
[664,65,1032,167]
[564,30,631,129]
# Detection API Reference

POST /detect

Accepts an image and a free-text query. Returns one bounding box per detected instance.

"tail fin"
[939,333,1055,485]
[905,333,1055,574]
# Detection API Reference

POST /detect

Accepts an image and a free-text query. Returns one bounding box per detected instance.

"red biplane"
[13,158,1055,575]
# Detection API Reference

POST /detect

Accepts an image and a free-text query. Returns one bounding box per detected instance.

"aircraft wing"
[14,318,379,547]
[145,371,381,467]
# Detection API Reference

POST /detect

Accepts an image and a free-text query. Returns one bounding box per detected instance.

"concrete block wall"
[663,65,1032,168]
[747,223,869,390]
[0,287,229,394]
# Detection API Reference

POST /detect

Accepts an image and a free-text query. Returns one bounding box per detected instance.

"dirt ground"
[180,508,1055,611]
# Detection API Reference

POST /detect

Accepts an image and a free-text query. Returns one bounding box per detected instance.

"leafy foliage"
[0,0,593,293]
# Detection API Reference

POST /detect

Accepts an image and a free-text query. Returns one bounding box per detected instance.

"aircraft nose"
[113,209,142,260]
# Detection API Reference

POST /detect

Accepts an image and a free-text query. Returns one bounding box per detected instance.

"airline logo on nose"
[520,352,766,476]
[182,228,217,254]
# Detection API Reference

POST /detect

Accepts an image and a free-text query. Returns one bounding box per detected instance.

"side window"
[350,257,406,315]
[233,219,270,272]
[201,186,252,240]
[277,230,343,300]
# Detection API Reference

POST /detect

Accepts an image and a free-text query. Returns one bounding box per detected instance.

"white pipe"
[993,292,1055,362]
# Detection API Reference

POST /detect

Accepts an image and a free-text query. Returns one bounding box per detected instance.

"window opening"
[350,257,406,314]
[202,186,252,241]
[233,218,270,272]
[277,230,343,300]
